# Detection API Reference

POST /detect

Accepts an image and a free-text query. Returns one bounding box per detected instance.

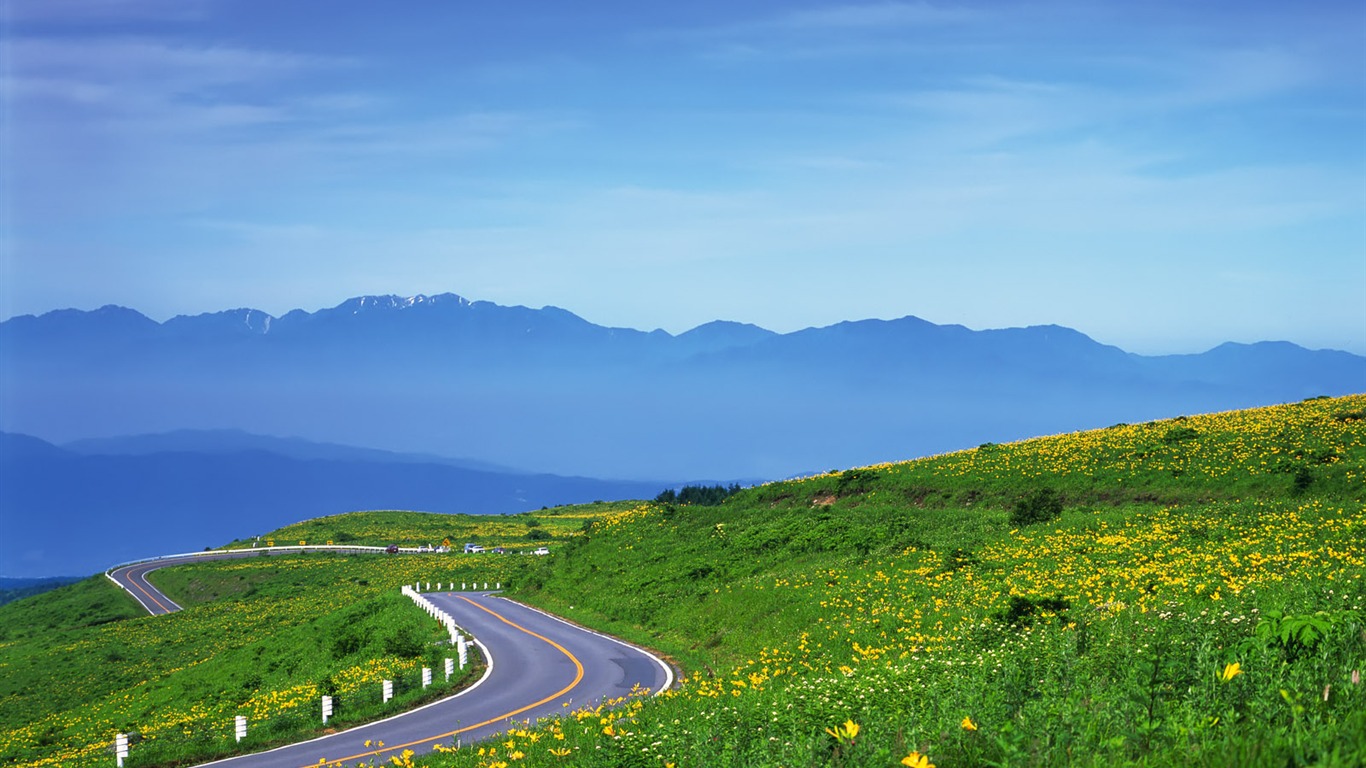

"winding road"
[105,550,673,768]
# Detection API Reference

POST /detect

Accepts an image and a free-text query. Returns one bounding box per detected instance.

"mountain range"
[2,292,1363,576]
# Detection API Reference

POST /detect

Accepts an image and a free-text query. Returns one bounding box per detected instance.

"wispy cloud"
[774,2,979,29]
[645,1,981,62]
[9,36,354,93]
[5,0,212,22]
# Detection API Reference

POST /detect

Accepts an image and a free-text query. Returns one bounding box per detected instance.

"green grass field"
[0,553,521,767]
[1,395,1362,767]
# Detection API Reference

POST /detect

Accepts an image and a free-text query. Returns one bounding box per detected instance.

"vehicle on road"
[532,547,550,556]
[464,543,485,553]
[385,544,399,554]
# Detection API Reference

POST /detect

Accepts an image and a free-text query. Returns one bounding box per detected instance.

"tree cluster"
[655,483,743,507]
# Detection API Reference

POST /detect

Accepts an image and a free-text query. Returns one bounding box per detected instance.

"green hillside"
[451,395,1366,767]
[0,555,519,767]
[1,395,1362,767]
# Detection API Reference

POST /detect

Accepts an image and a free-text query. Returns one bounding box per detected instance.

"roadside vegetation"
[1,395,1362,767]
[0,553,526,767]
[222,502,633,552]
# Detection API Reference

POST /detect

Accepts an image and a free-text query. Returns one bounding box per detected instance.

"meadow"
[1,396,1362,767]
[434,395,1366,767]
[221,503,633,552]
[0,550,538,767]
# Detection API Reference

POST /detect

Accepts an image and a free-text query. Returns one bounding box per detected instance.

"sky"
[1,0,1363,355]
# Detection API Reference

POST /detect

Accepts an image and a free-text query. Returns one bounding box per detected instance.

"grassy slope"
[0,553,524,767]
[0,578,84,607]
[2,397,1363,767]
[470,395,1365,767]
[222,503,631,552]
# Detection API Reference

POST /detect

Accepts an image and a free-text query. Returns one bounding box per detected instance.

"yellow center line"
[123,565,173,613]
[306,595,585,768]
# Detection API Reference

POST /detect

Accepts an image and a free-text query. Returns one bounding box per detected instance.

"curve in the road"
[297,594,588,768]
[110,558,184,614]
[105,546,398,615]
[104,548,674,768]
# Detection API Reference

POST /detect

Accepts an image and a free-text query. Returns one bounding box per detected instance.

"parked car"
[532,547,550,556]
[385,544,399,554]
[463,543,485,554]
[492,547,507,554]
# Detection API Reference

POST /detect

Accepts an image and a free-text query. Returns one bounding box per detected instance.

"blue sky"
[2,0,1363,354]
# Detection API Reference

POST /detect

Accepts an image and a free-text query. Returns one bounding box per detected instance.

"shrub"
[1291,465,1314,495]
[382,625,424,658]
[1250,609,1342,661]
[994,595,1070,628]
[835,470,876,497]
[1011,487,1063,526]
[1161,425,1200,443]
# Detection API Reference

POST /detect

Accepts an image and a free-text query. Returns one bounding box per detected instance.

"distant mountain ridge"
[61,429,523,474]
[3,292,1363,479]
[1,293,777,357]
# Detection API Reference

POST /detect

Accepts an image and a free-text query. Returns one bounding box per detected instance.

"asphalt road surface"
[104,550,673,767]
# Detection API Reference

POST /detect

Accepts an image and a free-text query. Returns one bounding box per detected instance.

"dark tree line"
[655,483,743,506]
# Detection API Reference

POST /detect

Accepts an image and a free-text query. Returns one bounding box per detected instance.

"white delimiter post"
[382,679,393,703]
[422,667,432,688]
[234,715,247,743]
[457,634,468,668]
[444,657,455,680]
[322,695,333,725]
[115,733,128,767]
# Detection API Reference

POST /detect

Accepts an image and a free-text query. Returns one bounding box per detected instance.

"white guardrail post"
[382,680,393,703]
[115,733,128,767]
[402,583,470,659]
[322,695,333,725]
[234,715,247,743]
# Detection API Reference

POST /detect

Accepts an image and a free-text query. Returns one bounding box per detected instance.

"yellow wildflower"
[824,719,860,743]
[902,752,935,768]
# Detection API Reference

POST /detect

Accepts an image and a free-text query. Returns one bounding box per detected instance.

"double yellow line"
[310,596,585,767]
[121,564,176,614]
